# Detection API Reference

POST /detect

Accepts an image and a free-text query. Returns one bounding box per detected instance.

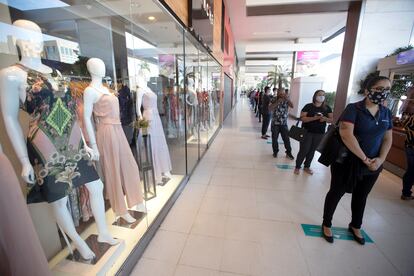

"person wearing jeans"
[321,76,393,245]
[401,87,414,200]
[261,86,271,139]
[269,88,294,159]
[295,90,333,175]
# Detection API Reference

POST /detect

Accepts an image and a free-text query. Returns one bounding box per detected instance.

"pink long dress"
[93,93,143,215]
[0,152,51,276]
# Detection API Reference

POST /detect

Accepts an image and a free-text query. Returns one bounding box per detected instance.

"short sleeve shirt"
[340,100,393,158]
[301,103,332,133]
[272,100,289,125]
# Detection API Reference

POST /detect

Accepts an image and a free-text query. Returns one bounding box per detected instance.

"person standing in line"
[401,87,414,200]
[321,76,393,245]
[269,88,295,159]
[254,89,260,114]
[294,90,333,175]
[257,90,264,122]
[261,86,272,139]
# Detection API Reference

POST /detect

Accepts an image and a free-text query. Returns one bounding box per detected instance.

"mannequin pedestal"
[136,134,157,199]
[53,235,125,276]
[112,210,146,229]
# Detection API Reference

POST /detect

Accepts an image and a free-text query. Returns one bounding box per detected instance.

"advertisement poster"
[158,54,175,79]
[296,51,320,76]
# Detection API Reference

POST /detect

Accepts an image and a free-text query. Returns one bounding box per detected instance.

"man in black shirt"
[261,86,272,139]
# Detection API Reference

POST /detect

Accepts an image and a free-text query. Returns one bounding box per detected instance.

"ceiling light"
[148,16,156,21]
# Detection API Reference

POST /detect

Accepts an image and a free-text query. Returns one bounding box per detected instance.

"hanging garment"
[0,152,51,276]
[141,88,172,181]
[17,64,100,203]
[93,93,143,215]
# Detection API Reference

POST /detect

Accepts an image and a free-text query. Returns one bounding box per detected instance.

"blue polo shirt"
[340,99,393,158]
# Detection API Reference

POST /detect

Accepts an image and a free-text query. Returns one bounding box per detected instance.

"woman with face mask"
[321,76,393,245]
[294,90,333,175]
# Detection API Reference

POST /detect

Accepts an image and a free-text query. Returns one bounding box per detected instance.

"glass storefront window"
[0,0,223,274]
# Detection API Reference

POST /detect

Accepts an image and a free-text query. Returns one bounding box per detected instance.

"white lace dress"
[141,88,172,181]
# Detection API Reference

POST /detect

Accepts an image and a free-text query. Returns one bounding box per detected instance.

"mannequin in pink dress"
[83,58,143,223]
[0,143,51,276]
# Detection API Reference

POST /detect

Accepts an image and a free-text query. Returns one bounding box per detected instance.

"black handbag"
[288,120,307,142]
[317,123,349,167]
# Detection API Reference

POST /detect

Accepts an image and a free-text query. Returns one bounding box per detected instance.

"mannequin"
[0,20,116,261]
[136,69,172,184]
[0,143,51,276]
[83,58,143,224]
[186,78,198,136]
[208,89,215,128]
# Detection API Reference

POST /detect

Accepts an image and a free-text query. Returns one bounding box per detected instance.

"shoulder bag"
[288,119,307,142]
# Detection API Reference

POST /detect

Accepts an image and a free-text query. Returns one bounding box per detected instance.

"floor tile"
[179,235,224,270]
[143,230,188,264]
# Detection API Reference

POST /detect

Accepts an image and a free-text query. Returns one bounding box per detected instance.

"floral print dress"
[17,64,99,203]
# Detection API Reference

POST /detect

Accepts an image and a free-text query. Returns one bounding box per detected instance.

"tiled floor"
[131,98,414,276]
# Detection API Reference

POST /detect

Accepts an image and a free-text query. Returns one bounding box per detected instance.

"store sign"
[301,224,374,243]
[396,49,414,65]
[296,51,320,77]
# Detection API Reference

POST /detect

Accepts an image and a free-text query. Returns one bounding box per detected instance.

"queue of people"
[247,74,412,245]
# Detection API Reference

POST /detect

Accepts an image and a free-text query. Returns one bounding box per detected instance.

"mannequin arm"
[0,70,34,183]
[82,87,100,160]
[136,88,144,119]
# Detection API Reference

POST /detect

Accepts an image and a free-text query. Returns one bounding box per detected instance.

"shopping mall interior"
[0,0,413,275]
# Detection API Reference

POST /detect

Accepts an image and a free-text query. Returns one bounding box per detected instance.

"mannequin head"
[137,69,150,88]
[86,58,106,78]
[13,20,43,58]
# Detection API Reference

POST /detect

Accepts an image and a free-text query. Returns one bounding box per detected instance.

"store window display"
[83,57,144,223]
[0,20,117,261]
[0,0,223,273]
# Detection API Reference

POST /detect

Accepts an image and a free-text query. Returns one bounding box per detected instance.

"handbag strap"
[295,118,301,127]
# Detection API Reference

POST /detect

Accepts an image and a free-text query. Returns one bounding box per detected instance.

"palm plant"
[267,65,291,90]
[256,78,269,91]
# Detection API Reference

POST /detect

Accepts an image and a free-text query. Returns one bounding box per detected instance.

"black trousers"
[261,113,271,135]
[271,124,292,154]
[323,162,380,229]
[295,132,324,169]
[402,147,414,197]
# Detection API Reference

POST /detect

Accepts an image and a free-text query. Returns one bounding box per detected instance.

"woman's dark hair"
[264,86,270,93]
[312,89,326,109]
[358,74,390,94]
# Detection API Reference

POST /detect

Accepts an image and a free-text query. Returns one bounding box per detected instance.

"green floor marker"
[266,140,284,144]
[301,224,374,243]
[275,164,295,170]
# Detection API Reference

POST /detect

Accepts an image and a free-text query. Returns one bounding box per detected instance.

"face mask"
[316,96,325,103]
[367,90,389,105]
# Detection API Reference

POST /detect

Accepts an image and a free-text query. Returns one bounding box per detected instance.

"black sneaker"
[273,153,278,158]
[286,152,294,160]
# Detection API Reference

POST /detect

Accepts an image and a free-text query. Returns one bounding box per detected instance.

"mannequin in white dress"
[0,20,116,261]
[136,69,172,184]
[186,78,199,136]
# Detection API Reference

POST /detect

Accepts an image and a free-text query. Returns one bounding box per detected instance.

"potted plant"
[132,118,150,136]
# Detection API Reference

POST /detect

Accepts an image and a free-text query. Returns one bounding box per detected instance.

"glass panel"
[207,56,222,142]
[122,0,186,238]
[184,35,200,172]
[198,49,209,154]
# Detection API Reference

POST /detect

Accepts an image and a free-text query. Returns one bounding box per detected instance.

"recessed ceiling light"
[148,16,156,21]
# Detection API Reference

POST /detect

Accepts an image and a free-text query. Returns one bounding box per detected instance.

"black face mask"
[367,90,389,105]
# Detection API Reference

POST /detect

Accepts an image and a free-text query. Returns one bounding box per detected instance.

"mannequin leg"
[50,196,95,260]
[85,180,118,245]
